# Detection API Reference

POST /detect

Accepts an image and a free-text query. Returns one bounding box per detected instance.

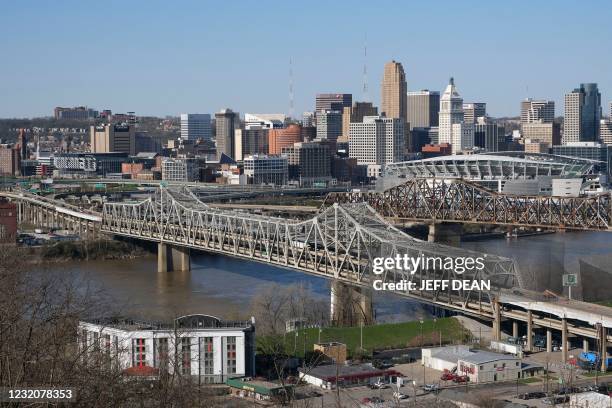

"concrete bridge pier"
[546,328,552,353]
[512,321,519,338]
[526,311,533,352]
[330,280,373,327]
[158,242,191,273]
[562,318,568,362]
[427,223,462,246]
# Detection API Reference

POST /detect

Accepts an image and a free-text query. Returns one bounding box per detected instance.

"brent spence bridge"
[325,178,612,231]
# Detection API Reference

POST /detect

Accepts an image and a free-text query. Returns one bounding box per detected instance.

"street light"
[420,319,425,387]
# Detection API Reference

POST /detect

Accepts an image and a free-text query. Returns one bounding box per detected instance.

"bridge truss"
[325,178,612,231]
[101,187,522,315]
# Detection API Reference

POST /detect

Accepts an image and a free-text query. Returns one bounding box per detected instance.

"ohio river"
[41,230,612,323]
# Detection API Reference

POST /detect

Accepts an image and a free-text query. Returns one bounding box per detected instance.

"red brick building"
[0,200,17,244]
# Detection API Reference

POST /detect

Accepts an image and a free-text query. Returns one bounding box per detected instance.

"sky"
[1,0,611,119]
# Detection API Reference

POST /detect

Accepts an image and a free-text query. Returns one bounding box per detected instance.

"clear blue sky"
[1,0,611,119]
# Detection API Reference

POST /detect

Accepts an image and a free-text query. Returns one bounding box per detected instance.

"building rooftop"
[299,363,399,382]
[426,345,517,365]
[81,314,253,331]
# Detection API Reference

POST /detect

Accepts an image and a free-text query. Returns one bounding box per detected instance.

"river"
[39,230,612,323]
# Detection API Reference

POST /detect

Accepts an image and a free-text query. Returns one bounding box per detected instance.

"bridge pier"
[330,280,373,327]
[492,299,501,341]
[512,321,519,338]
[427,223,462,246]
[158,242,191,273]
[583,338,589,352]
[546,328,552,353]
[598,323,607,372]
[526,311,533,352]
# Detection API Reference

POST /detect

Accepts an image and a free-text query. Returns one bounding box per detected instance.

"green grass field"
[259,317,466,358]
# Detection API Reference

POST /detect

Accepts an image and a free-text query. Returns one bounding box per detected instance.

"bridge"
[325,177,612,231]
[2,183,612,368]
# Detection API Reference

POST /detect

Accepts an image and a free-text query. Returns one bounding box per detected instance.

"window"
[226,337,237,375]
[132,338,146,367]
[200,337,215,383]
[154,338,169,370]
[180,337,192,375]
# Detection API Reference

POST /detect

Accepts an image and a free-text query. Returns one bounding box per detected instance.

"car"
[372,380,390,389]
[393,392,409,400]
[422,384,439,392]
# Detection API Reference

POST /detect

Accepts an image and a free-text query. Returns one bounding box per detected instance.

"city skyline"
[1,1,611,119]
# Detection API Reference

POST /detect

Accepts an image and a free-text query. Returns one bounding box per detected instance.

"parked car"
[393,392,409,400]
[422,384,439,392]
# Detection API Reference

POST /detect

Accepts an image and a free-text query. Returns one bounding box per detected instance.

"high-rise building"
[349,116,404,167]
[315,94,352,113]
[54,106,98,120]
[520,99,555,124]
[316,110,343,142]
[407,90,440,129]
[90,123,135,155]
[564,83,601,144]
[17,129,28,161]
[243,155,288,185]
[161,158,203,182]
[474,117,505,152]
[180,113,211,141]
[282,141,331,186]
[600,119,612,145]
[0,145,20,176]
[609,102,612,118]
[463,103,486,125]
[302,112,316,127]
[340,102,378,142]
[522,123,561,146]
[438,78,474,154]
[381,61,407,122]
[233,127,268,161]
[215,109,240,160]
[268,124,303,155]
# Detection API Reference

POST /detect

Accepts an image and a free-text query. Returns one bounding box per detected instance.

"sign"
[563,274,578,287]
[94,183,106,189]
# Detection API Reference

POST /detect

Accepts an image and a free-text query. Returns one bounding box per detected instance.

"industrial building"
[78,314,255,384]
[298,363,400,389]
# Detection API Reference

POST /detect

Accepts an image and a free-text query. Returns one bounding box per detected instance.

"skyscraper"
[180,113,211,141]
[563,83,601,144]
[520,99,555,124]
[90,123,135,155]
[381,61,407,122]
[438,78,473,154]
[315,94,352,112]
[316,110,343,142]
[268,124,303,155]
[407,90,440,129]
[463,103,486,125]
[349,116,404,167]
[215,109,240,160]
[341,102,378,142]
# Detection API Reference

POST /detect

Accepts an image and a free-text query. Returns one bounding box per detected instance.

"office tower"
[600,119,612,145]
[17,129,27,160]
[161,158,202,182]
[315,94,352,112]
[316,110,343,142]
[282,141,331,187]
[609,102,612,118]
[438,78,474,154]
[520,99,555,124]
[234,127,269,161]
[407,90,440,129]
[341,102,378,142]
[90,123,135,155]
[473,117,505,152]
[349,116,404,166]
[302,112,315,127]
[268,124,303,155]
[0,145,20,176]
[180,113,211,141]
[463,103,486,125]
[244,114,285,129]
[381,61,407,122]
[564,83,601,144]
[522,123,561,146]
[215,109,240,160]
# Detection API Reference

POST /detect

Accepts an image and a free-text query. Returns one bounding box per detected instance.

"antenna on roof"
[289,57,294,119]
[363,33,368,101]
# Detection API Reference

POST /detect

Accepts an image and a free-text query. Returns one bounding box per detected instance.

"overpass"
[3,185,612,367]
[325,178,612,231]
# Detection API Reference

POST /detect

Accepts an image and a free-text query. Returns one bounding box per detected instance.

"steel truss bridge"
[100,186,521,316]
[325,178,612,231]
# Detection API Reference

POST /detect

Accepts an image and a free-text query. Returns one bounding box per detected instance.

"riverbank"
[34,239,150,262]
